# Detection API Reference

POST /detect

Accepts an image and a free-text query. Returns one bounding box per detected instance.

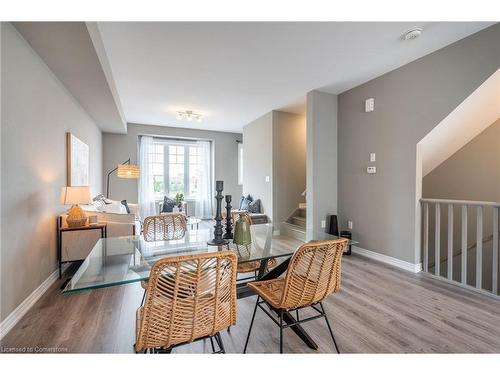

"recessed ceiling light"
[402,28,423,41]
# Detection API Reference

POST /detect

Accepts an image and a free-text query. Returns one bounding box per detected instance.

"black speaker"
[327,214,339,236]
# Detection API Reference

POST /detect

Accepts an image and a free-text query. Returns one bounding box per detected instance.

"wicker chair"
[143,213,187,241]
[140,214,188,305]
[135,251,237,353]
[243,238,347,354]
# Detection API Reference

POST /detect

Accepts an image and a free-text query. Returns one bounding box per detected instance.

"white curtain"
[195,140,213,219]
[138,136,157,219]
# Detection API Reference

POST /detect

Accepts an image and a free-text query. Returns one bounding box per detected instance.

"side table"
[57,217,107,278]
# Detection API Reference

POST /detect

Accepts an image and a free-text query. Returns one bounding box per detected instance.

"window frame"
[149,139,206,200]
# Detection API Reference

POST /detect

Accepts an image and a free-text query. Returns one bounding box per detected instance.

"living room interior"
[1,4,500,370]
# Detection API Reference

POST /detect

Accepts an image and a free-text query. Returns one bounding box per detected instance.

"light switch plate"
[367,166,377,174]
[370,153,376,162]
[348,221,353,229]
[265,176,270,182]
[365,98,375,112]
[321,220,326,228]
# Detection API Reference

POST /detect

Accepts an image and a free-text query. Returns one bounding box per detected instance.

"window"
[152,143,164,195]
[147,139,208,199]
[168,145,185,196]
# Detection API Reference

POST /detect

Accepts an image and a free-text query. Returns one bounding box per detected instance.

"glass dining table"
[64,222,356,295]
[62,221,356,350]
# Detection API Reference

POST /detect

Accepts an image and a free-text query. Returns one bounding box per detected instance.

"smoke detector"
[402,28,423,41]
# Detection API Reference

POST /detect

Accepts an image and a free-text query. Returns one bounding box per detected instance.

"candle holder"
[223,195,233,239]
[208,180,229,246]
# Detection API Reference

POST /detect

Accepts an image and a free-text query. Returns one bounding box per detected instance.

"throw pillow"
[238,196,245,210]
[247,199,261,213]
[161,196,175,213]
[121,200,131,214]
[92,194,108,206]
[240,196,253,211]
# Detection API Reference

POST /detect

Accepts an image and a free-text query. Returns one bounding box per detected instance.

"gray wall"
[242,112,273,217]
[242,111,306,222]
[273,111,306,223]
[423,118,500,201]
[306,90,338,234]
[1,23,103,320]
[103,123,242,204]
[337,24,500,264]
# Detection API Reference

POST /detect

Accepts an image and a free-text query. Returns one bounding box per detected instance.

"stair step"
[291,216,306,228]
[299,203,307,209]
[297,208,306,218]
[280,223,306,241]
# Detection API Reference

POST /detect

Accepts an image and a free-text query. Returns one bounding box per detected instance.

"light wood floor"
[2,254,500,353]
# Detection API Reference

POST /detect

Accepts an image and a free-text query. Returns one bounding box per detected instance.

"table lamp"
[61,186,91,227]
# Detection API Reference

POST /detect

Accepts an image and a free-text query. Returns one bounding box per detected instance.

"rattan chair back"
[143,214,187,241]
[135,251,237,351]
[279,238,347,309]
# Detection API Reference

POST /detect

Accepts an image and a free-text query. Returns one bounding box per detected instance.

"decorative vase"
[66,204,87,227]
[233,214,251,246]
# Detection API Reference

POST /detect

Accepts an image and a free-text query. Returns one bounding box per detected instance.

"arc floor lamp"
[106,158,140,198]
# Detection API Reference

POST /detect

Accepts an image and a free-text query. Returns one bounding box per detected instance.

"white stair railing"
[421,198,499,297]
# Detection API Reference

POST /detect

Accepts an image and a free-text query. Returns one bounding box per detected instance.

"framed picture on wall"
[66,132,89,186]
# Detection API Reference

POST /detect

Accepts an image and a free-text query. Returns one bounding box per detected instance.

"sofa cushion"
[161,196,176,213]
[97,201,127,214]
[247,198,261,213]
[240,195,253,210]
[121,200,131,214]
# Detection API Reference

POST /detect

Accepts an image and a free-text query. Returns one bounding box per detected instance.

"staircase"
[281,204,307,241]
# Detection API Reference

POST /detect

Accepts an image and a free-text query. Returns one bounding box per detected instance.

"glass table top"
[63,222,357,294]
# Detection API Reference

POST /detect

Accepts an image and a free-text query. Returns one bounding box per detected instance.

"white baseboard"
[0,269,58,340]
[351,246,422,273]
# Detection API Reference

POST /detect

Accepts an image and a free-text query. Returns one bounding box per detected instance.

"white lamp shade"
[61,186,91,205]
[117,164,140,179]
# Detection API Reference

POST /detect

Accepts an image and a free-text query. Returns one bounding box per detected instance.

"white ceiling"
[97,22,494,133]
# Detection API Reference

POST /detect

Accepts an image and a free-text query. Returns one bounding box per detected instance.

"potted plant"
[174,193,184,212]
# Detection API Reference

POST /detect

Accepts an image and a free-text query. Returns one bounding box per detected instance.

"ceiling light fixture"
[402,28,423,41]
[176,110,202,122]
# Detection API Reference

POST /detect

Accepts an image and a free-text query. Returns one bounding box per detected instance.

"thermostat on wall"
[367,166,377,174]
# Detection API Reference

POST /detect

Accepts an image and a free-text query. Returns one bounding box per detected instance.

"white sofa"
[80,202,141,237]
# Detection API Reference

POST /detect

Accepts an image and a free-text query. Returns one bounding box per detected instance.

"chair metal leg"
[215,332,226,354]
[243,296,260,353]
[155,347,172,353]
[209,336,216,353]
[279,309,284,354]
[140,289,146,306]
[319,302,340,354]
